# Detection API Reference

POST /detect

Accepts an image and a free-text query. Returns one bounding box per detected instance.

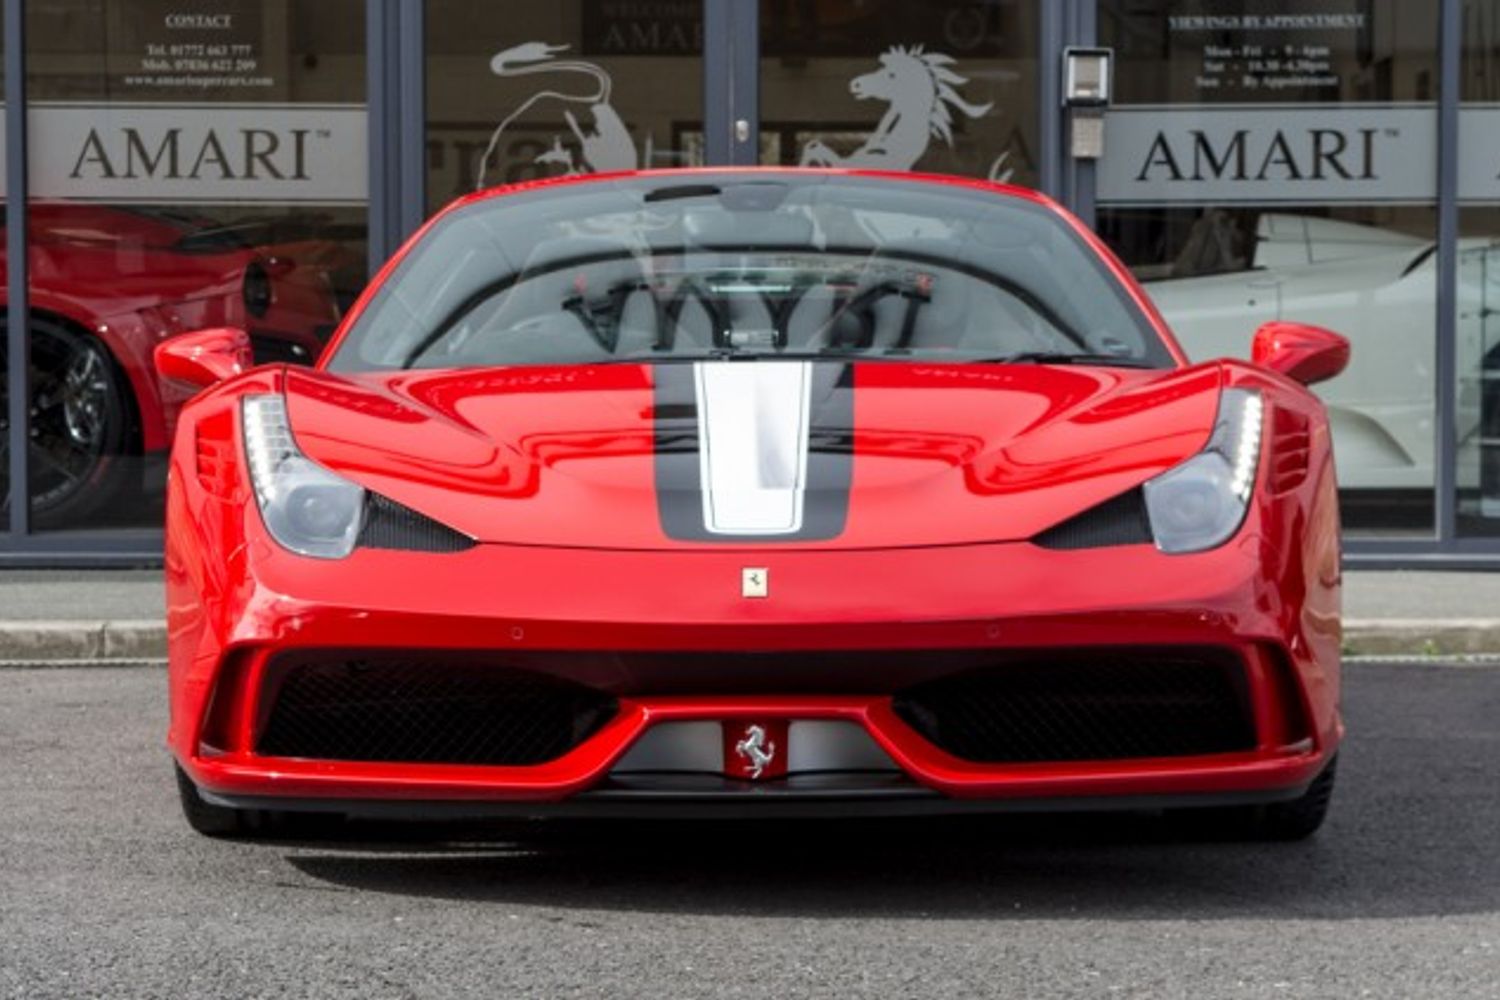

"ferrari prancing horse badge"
[724,720,789,780]
[741,567,769,598]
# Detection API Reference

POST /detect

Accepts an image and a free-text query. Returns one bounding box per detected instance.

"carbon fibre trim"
[357,494,476,553]
[198,780,1317,821]
[1032,488,1154,550]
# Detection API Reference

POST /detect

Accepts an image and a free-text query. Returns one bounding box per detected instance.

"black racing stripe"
[653,362,854,543]
[654,363,707,539]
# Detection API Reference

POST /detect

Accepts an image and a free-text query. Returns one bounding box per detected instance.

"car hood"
[284,360,1223,550]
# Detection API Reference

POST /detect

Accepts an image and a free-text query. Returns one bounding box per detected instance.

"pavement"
[0,569,1498,663]
[2,659,1497,998]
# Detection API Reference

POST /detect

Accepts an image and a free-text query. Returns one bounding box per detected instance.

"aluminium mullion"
[5,0,28,538]
[1070,0,1098,230]
[703,0,732,165]
[1434,0,1461,549]
[729,0,758,165]
[396,0,425,241]
[365,0,391,276]
[1038,0,1063,200]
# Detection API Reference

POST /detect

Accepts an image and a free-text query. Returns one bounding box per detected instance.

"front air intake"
[257,658,617,765]
[893,648,1255,763]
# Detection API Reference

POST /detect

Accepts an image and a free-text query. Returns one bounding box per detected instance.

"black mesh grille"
[892,649,1255,763]
[257,659,618,765]
[1032,488,1153,550]
[358,494,476,552]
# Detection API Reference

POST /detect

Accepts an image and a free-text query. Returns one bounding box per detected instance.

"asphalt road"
[1,663,1497,1000]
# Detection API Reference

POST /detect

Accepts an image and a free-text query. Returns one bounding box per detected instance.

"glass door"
[23,0,368,536]
[425,0,709,216]
[757,0,1043,188]
[1096,0,1441,538]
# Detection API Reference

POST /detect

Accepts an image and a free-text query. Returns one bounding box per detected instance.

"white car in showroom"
[1142,211,1500,513]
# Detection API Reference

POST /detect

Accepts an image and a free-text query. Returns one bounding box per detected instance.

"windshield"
[327,173,1173,372]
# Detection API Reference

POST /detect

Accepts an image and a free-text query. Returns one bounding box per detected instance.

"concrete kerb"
[0,620,167,663]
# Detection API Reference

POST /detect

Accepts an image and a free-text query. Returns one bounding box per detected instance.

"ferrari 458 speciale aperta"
[160,169,1347,839]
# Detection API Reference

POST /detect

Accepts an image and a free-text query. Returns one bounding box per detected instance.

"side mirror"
[1251,321,1350,386]
[154,327,253,390]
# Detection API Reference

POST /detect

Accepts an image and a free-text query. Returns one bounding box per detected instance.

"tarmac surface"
[1,660,1496,999]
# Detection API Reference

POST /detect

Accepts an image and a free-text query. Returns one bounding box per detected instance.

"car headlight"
[1142,388,1263,554]
[242,394,365,558]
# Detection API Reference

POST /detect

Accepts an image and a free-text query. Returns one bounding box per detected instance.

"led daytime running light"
[243,395,295,508]
[1227,392,1263,502]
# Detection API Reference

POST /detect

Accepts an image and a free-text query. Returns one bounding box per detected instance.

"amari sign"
[1100,105,1500,205]
[1099,105,1433,205]
[0,102,367,204]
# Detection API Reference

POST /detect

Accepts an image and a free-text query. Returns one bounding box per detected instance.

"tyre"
[175,765,345,839]
[175,764,260,837]
[1174,756,1337,842]
[1255,755,1338,841]
[0,316,135,528]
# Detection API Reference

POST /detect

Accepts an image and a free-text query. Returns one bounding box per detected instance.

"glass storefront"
[424,0,704,214]
[1098,0,1441,536]
[1460,0,1500,537]
[0,12,7,538]
[758,0,1040,188]
[0,0,1496,564]
[22,0,366,533]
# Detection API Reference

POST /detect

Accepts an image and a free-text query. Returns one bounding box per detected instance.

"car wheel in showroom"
[0,316,132,528]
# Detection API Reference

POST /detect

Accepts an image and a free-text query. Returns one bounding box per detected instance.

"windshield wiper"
[974,351,1159,369]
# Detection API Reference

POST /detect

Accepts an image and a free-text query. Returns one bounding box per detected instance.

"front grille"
[257,658,618,765]
[893,648,1255,763]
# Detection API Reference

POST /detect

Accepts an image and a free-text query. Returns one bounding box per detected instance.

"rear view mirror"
[1251,322,1350,386]
[154,327,253,390]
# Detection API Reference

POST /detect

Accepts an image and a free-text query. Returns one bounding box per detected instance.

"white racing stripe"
[694,361,813,535]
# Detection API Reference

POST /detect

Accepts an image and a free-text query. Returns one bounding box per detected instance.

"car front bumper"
[168,529,1341,813]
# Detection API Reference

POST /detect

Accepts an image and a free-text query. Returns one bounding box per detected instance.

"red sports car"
[3,203,355,526]
[160,169,1347,839]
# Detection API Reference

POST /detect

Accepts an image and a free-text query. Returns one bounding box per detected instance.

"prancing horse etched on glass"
[798,45,1011,181]
[476,41,1009,185]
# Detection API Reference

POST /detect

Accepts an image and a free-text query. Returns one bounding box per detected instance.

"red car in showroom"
[2,202,354,526]
[159,169,1346,839]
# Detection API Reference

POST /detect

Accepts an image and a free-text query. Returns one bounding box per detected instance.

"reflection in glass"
[425,1,705,215]
[21,0,368,532]
[1459,2,1500,535]
[1098,0,1440,536]
[759,0,1040,187]
[1107,206,1439,534]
